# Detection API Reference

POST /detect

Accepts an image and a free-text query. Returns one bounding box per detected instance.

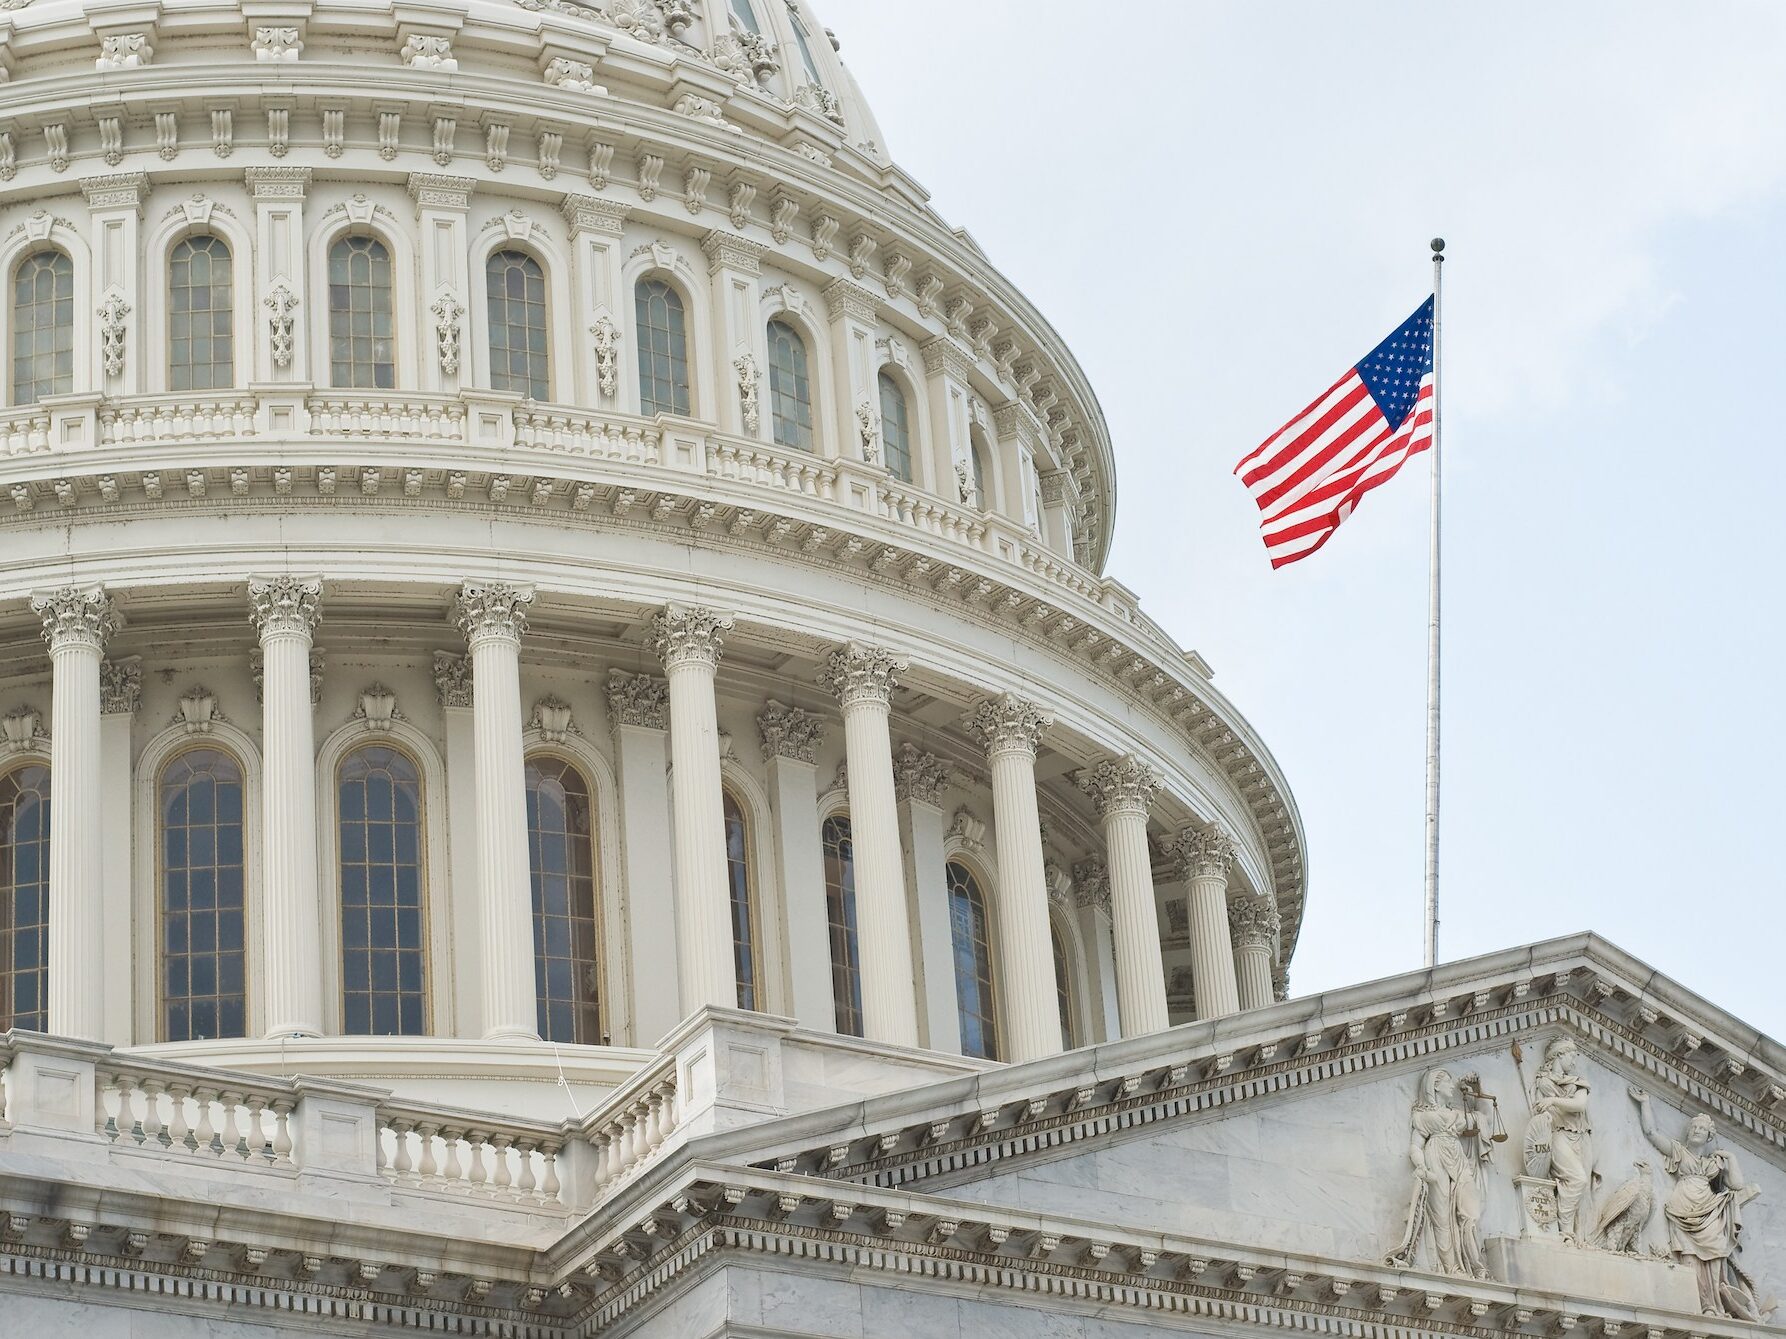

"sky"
[824,0,1786,1038]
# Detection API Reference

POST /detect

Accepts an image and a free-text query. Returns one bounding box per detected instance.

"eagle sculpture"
[1590,1160,1655,1255]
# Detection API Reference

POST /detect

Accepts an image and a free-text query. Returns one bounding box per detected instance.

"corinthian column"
[650,603,736,1014]
[1229,896,1281,1012]
[31,586,118,1040]
[819,644,917,1047]
[966,692,1058,1064]
[455,582,538,1041]
[248,576,323,1037]
[1074,756,1167,1038]
[1173,826,1241,1020]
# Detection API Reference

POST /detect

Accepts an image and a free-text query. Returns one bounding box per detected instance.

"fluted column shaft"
[33,586,116,1040]
[652,604,736,1013]
[821,645,918,1047]
[1230,897,1281,1012]
[457,582,538,1040]
[1076,757,1167,1037]
[969,693,1058,1064]
[1177,827,1241,1020]
[249,577,324,1037]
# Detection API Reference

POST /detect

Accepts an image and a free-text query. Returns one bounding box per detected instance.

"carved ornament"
[33,585,119,652]
[1071,856,1111,915]
[1173,825,1235,879]
[819,642,905,710]
[606,668,668,730]
[757,699,823,764]
[455,581,534,646]
[1073,755,1161,821]
[531,696,576,743]
[247,576,321,642]
[431,651,472,709]
[100,657,142,715]
[892,742,949,806]
[964,692,1051,761]
[650,603,732,673]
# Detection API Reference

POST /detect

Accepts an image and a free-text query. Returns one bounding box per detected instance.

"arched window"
[0,763,50,1031]
[327,235,395,389]
[486,249,549,400]
[968,429,990,509]
[169,235,234,391]
[159,749,247,1041]
[730,0,762,32]
[1051,920,1075,1050]
[338,744,426,1035]
[767,318,814,451]
[878,371,912,483]
[526,755,601,1044]
[946,861,999,1060]
[723,788,760,1011]
[822,814,862,1036]
[635,278,691,417]
[786,3,824,84]
[12,250,74,405]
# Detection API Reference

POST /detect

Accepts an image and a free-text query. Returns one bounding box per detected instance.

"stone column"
[248,576,323,1038]
[818,644,919,1047]
[966,692,1058,1064]
[893,744,956,1052]
[99,657,140,1045]
[1174,826,1241,1021]
[607,670,677,1044]
[757,701,830,1031]
[1074,756,1168,1038]
[31,587,118,1040]
[454,582,538,1041]
[1230,896,1281,1013]
[650,604,736,1014]
[1072,857,1120,1045]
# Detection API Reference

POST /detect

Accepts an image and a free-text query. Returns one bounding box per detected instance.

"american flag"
[1235,297,1436,568]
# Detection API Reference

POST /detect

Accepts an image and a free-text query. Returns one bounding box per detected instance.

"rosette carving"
[32,585,119,652]
[247,576,321,642]
[455,581,533,646]
[965,692,1052,760]
[1073,755,1161,820]
[649,604,732,673]
[819,642,906,709]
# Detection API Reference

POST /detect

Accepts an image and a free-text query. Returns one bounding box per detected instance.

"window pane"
[787,5,823,83]
[486,250,550,400]
[767,319,814,451]
[822,815,862,1036]
[338,745,426,1034]
[634,279,691,416]
[12,251,74,405]
[168,236,234,391]
[947,862,1000,1060]
[1053,922,1075,1051]
[0,764,51,1031]
[730,0,761,33]
[526,755,603,1044]
[878,371,912,483]
[328,236,396,389]
[723,790,758,1011]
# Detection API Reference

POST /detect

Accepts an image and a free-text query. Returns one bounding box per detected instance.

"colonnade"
[28,583,1281,1051]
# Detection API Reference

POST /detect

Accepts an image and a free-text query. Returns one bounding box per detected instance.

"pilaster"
[408,173,476,394]
[98,655,140,1046]
[606,669,678,1043]
[562,195,632,411]
[79,173,147,395]
[703,230,766,437]
[757,700,830,1031]
[433,650,482,1037]
[825,277,882,468]
[893,743,956,1052]
[246,166,312,385]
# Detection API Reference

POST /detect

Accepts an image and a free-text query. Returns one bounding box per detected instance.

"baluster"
[589,1133,611,1189]
[540,1142,563,1203]
[467,1130,489,1189]
[167,1084,194,1151]
[440,1126,467,1187]
[94,1072,117,1141]
[193,1087,221,1155]
[216,1091,246,1158]
[242,1095,267,1161]
[645,1090,667,1151]
[415,1122,440,1182]
[627,1109,648,1164]
[604,1125,625,1182]
[514,1139,538,1198]
[141,1080,167,1146]
[390,1119,415,1178]
[615,1116,637,1178]
[490,1135,515,1196]
[269,1099,294,1164]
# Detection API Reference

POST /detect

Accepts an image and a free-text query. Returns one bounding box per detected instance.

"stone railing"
[0,406,52,457]
[99,394,259,445]
[514,406,661,464]
[578,1054,681,1197]
[305,393,466,441]
[96,1058,297,1167]
[707,435,839,501]
[374,1100,570,1208]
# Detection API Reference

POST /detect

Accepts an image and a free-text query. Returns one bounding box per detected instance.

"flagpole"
[1423,237,1445,969]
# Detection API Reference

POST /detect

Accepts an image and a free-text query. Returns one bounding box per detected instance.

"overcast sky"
[825,0,1786,1037]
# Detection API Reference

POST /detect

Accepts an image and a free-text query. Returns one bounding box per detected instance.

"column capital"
[244,165,313,200]
[891,741,949,806]
[701,229,765,276]
[1229,895,1281,953]
[1073,754,1161,820]
[406,171,476,212]
[1172,825,1236,879]
[606,668,669,730]
[561,194,631,238]
[650,603,733,673]
[455,581,533,647]
[247,575,322,643]
[32,585,119,652]
[965,692,1052,760]
[1071,856,1111,916]
[819,641,906,709]
[100,656,142,715]
[432,650,473,709]
[757,699,824,763]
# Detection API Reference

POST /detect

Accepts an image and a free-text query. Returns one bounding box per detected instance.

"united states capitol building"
[0,0,1778,1333]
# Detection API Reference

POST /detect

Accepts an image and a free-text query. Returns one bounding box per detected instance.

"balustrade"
[98,395,259,444]
[375,1103,567,1207]
[584,1069,679,1195]
[96,1064,296,1167]
[0,407,51,456]
[707,438,838,501]
[514,408,659,463]
[306,394,466,441]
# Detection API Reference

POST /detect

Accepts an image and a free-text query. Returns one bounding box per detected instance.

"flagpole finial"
[1430,237,1445,259]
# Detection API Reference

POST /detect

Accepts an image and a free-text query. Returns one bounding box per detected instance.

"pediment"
[719,934,1786,1323]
